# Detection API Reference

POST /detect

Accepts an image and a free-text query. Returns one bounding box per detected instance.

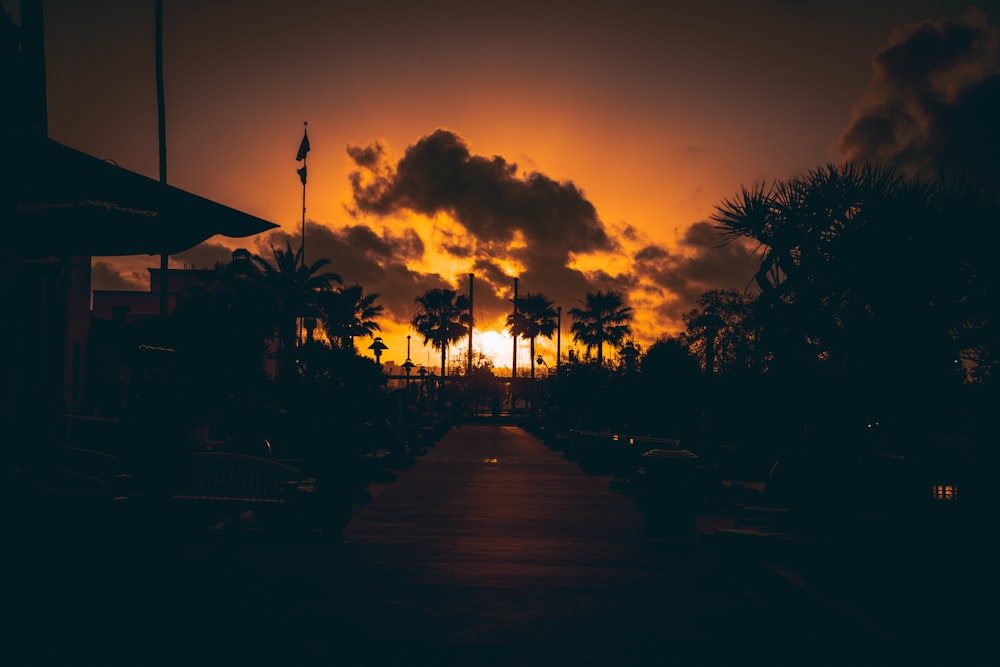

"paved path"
[10,424,979,664]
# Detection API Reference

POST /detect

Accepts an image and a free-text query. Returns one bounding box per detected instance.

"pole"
[512,277,518,379]
[22,0,47,137]
[467,273,474,376]
[155,0,168,319]
[556,306,561,375]
[301,122,307,269]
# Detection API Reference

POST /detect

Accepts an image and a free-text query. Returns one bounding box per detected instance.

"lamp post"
[621,340,639,374]
[534,355,548,420]
[403,335,415,387]
[231,248,252,279]
[368,336,388,367]
[556,306,561,375]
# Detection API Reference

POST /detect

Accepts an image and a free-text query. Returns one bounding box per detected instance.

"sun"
[474,329,514,370]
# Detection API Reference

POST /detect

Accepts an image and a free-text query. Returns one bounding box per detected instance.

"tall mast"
[297,122,309,268]
[556,306,561,375]
[155,0,169,318]
[512,276,518,378]
[21,0,47,137]
[467,273,474,376]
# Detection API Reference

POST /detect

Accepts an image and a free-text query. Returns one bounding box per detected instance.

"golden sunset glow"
[24,0,989,367]
[474,329,514,371]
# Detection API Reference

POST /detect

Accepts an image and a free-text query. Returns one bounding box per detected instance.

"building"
[1,4,277,452]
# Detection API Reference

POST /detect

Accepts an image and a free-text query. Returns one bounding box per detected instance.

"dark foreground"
[9,425,990,665]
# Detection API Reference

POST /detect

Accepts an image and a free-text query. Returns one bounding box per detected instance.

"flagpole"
[156,0,169,319]
[300,121,307,269]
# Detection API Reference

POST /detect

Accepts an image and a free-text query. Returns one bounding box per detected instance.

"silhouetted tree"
[506,292,558,378]
[634,336,703,440]
[640,337,701,379]
[412,288,470,377]
[320,283,384,352]
[680,290,765,375]
[252,241,341,377]
[712,161,1000,435]
[163,258,273,414]
[568,290,634,368]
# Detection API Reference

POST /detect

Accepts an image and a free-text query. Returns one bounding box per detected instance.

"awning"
[3,135,279,258]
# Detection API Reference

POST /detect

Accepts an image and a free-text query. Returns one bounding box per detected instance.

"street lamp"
[536,355,548,376]
[231,248,253,279]
[368,336,388,366]
[621,340,639,374]
[533,355,548,419]
[403,335,415,385]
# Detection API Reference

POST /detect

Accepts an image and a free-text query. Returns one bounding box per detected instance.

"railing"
[569,430,681,449]
[173,452,304,504]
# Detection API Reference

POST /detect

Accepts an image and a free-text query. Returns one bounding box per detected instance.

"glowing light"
[476,329,514,368]
[932,485,958,501]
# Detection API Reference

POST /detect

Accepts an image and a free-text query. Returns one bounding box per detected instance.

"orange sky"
[15,0,993,369]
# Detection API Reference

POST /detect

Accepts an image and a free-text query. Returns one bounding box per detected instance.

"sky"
[10,0,998,370]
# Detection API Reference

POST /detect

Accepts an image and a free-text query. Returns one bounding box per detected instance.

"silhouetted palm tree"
[680,290,763,375]
[568,290,633,368]
[252,241,341,376]
[320,284,384,352]
[711,162,1000,430]
[506,292,558,378]
[412,288,470,377]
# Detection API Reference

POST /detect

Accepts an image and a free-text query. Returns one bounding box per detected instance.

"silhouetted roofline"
[3,135,278,259]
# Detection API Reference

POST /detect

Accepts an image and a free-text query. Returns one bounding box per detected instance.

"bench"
[169,452,318,531]
[733,503,793,529]
[172,451,306,504]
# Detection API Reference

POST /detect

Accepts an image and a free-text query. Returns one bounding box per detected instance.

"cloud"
[349,128,614,255]
[632,221,760,327]
[91,259,147,291]
[839,9,1000,190]
[173,240,238,269]
[341,128,768,341]
[255,223,444,322]
[346,128,629,325]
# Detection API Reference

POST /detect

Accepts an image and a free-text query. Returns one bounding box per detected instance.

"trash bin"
[640,448,700,539]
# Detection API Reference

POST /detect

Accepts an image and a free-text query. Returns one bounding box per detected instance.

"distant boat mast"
[155,0,169,318]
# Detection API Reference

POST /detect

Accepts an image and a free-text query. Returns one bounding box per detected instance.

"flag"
[297,165,307,185]
[296,129,310,161]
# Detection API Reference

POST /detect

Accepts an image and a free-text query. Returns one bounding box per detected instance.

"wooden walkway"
[323,424,875,664]
[12,424,919,665]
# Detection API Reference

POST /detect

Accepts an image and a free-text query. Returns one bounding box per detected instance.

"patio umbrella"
[3,135,278,259]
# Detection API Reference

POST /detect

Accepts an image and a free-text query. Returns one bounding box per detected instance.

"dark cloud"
[633,221,760,323]
[173,240,237,269]
[349,129,615,253]
[91,259,146,291]
[347,128,626,324]
[342,129,765,336]
[470,258,512,293]
[680,223,762,287]
[839,9,1000,190]
[439,227,474,258]
[621,224,640,243]
[255,223,442,321]
[346,142,385,170]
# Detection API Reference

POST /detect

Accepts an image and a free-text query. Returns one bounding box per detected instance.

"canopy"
[3,135,278,258]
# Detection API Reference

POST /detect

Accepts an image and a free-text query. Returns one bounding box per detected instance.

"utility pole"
[512,277,518,378]
[556,306,561,375]
[467,273,474,376]
[296,122,310,268]
[155,0,168,319]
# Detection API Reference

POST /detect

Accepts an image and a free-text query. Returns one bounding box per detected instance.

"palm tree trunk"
[441,346,447,377]
[529,337,536,378]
